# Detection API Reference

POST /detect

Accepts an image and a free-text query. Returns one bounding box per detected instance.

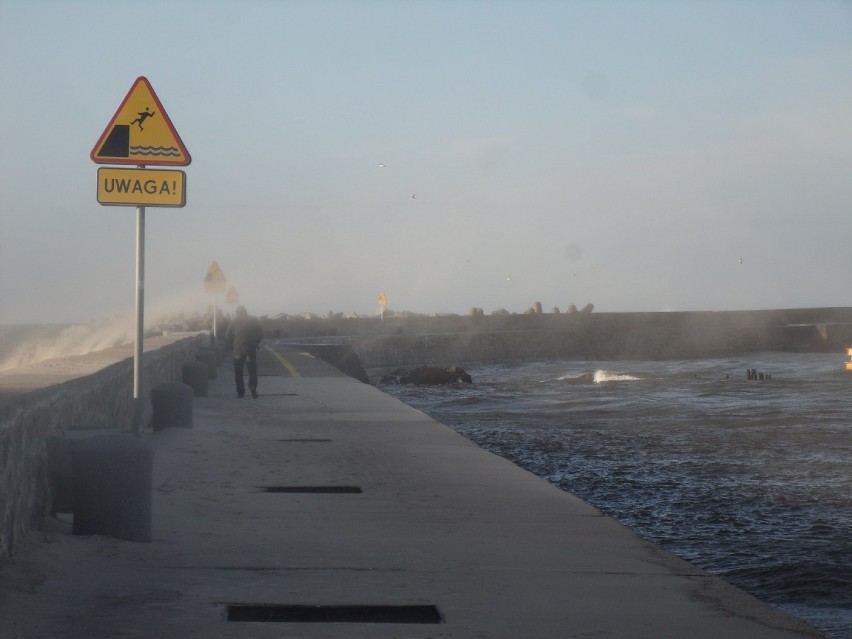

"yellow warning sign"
[91,76,191,166]
[204,261,227,293]
[97,167,186,207]
[225,286,240,305]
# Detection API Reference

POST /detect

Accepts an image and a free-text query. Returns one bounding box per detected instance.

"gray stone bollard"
[210,342,226,365]
[182,361,209,397]
[196,347,218,380]
[150,382,194,431]
[72,433,153,542]
[47,438,76,514]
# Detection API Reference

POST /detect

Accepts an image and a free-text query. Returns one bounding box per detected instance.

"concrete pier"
[0,345,824,638]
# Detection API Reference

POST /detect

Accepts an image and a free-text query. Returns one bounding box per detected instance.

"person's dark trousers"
[233,353,259,398]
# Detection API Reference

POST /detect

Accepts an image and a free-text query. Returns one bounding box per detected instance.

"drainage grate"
[226,604,442,624]
[260,486,362,494]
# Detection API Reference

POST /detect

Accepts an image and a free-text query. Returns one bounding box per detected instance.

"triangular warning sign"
[91,76,191,166]
[203,261,227,293]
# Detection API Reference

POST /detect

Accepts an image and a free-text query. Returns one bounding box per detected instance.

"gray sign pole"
[133,196,146,435]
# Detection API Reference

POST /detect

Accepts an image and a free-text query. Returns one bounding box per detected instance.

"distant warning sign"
[204,261,227,293]
[91,76,191,166]
[225,286,239,305]
[97,167,186,207]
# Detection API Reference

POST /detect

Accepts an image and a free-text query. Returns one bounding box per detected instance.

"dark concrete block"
[210,343,227,365]
[47,438,76,515]
[150,382,194,431]
[182,361,209,397]
[72,433,153,542]
[196,348,218,380]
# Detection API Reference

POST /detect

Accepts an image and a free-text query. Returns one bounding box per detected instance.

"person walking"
[225,306,263,398]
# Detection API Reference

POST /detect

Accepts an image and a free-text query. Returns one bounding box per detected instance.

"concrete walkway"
[0,346,824,638]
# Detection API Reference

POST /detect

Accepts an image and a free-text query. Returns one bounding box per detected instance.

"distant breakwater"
[259,307,852,371]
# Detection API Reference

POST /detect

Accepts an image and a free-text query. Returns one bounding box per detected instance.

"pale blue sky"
[1,0,851,324]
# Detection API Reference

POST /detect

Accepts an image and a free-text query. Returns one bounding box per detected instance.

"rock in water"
[398,365,473,385]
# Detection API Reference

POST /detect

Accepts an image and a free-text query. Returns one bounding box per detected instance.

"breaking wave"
[558,369,641,384]
[0,309,209,373]
[0,318,135,372]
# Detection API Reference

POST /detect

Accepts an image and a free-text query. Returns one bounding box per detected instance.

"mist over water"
[382,354,852,639]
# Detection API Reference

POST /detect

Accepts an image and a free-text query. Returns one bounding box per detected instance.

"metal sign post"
[133,202,146,435]
[225,286,240,320]
[212,294,218,340]
[203,262,227,341]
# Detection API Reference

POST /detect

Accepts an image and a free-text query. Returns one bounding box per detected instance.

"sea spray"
[0,317,135,372]
[556,369,641,383]
[0,310,211,373]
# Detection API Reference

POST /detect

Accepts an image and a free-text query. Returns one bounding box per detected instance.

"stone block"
[72,433,153,542]
[196,348,218,380]
[150,382,193,431]
[182,361,209,397]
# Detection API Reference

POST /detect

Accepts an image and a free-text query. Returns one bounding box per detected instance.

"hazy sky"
[1,0,851,324]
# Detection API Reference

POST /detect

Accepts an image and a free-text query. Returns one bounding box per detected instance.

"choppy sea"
[381,353,851,639]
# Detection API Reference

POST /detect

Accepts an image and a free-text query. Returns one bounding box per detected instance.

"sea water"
[381,353,851,639]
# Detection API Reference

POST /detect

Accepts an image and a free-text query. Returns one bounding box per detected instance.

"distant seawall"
[260,307,852,369]
[0,334,202,560]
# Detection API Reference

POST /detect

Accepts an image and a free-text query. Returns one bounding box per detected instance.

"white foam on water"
[593,369,641,383]
[556,370,641,383]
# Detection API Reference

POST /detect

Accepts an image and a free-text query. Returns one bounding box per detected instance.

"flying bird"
[378,163,386,168]
[410,193,416,199]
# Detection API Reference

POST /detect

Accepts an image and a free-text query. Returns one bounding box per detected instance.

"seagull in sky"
[738,257,744,264]
[410,193,416,199]
[378,163,386,168]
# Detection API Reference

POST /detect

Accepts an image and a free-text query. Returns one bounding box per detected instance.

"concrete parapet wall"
[353,323,852,370]
[262,307,852,345]
[0,334,202,560]
[260,308,852,369]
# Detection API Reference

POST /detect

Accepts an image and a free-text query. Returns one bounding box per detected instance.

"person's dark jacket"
[226,311,262,358]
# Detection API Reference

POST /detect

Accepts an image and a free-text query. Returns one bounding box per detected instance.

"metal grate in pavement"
[226,604,442,624]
